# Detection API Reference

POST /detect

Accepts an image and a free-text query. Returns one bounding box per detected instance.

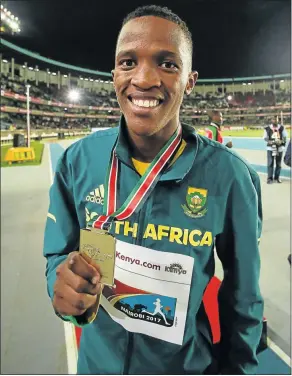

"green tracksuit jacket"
[44,117,264,374]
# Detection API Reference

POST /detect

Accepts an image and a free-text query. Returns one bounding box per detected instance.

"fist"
[53,252,102,317]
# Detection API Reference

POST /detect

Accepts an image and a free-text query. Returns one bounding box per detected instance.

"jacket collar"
[115,115,198,182]
[210,122,220,129]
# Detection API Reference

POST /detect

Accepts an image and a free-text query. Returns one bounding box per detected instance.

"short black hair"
[120,5,193,61]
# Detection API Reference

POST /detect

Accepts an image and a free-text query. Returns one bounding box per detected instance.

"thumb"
[80,252,102,275]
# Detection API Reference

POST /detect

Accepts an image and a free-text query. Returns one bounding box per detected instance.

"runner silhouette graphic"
[142,298,170,325]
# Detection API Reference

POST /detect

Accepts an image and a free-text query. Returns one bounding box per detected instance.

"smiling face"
[112,16,198,139]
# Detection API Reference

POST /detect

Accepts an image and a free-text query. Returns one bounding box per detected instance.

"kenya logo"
[165,263,187,275]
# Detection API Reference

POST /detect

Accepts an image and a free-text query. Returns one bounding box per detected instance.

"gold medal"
[80,228,116,286]
[80,125,182,288]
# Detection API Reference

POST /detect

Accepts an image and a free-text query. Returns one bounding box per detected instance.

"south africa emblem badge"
[182,187,208,218]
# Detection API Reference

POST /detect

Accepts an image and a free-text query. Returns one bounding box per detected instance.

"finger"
[68,253,101,284]
[80,252,102,274]
[63,266,102,295]
[54,281,98,315]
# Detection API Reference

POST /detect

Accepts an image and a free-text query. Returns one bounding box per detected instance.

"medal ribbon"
[93,125,182,230]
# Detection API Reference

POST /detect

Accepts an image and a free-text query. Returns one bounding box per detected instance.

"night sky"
[3,0,291,79]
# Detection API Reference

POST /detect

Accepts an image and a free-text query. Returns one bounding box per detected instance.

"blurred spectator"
[263,115,288,184]
[205,110,233,148]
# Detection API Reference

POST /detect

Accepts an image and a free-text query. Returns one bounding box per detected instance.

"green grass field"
[0,128,290,168]
[1,142,44,167]
[45,136,84,141]
[222,129,291,138]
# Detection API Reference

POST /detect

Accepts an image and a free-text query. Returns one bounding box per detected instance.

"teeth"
[132,99,159,108]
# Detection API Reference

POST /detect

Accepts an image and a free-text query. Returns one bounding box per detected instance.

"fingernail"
[69,256,75,265]
[91,276,98,284]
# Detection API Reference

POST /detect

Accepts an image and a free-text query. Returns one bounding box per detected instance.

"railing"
[1,130,91,145]
[1,38,112,77]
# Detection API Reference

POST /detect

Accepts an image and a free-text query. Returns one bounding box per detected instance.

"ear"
[185,71,198,96]
[111,69,115,79]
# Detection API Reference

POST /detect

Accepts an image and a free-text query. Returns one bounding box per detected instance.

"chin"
[125,115,162,137]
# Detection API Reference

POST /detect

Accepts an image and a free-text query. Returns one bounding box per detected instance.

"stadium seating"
[1,65,291,131]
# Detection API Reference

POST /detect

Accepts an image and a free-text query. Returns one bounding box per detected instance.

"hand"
[225,141,233,148]
[53,252,102,317]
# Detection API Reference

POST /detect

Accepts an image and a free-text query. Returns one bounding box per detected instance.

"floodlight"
[68,89,80,102]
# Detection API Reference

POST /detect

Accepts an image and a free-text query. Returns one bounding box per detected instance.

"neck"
[127,124,180,163]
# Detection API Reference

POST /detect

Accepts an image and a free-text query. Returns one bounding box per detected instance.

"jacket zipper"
[135,205,146,246]
[123,191,153,373]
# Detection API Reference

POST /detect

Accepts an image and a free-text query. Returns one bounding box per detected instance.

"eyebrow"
[116,49,183,65]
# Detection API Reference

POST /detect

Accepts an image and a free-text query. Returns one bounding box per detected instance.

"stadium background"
[0,0,291,374]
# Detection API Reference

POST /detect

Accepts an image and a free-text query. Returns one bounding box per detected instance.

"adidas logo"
[86,184,104,205]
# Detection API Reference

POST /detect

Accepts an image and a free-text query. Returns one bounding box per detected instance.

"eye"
[119,59,136,68]
[160,61,178,70]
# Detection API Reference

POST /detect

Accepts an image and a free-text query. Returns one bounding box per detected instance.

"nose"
[131,62,161,89]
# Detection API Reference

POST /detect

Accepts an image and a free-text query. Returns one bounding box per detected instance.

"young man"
[44,5,263,374]
[263,115,287,184]
[206,110,233,148]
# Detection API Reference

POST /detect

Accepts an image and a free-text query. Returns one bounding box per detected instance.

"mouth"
[127,95,164,111]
